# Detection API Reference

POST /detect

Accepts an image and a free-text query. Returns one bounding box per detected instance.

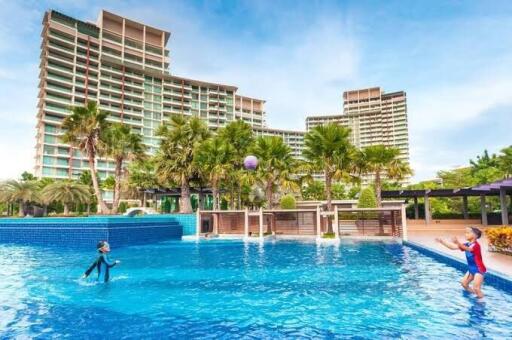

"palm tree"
[356,145,412,207]
[126,159,158,207]
[61,102,110,214]
[155,115,210,213]
[0,180,41,217]
[41,181,91,215]
[251,136,296,208]
[102,123,146,214]
[194,137,235,210]
[218,121,255,209]
[499,146,512,178]
[303,123,354,212]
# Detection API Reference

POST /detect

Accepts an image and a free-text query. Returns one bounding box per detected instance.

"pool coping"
[404,240,512,293]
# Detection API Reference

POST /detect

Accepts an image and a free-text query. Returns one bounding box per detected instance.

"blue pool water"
[1,239,512,338]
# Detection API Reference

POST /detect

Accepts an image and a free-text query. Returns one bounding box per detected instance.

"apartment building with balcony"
[253,127,305,159]
[306,87,410,183]
[35,10,266,179]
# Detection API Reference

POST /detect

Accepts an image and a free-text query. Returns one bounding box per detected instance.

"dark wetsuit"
[84,253,117,282]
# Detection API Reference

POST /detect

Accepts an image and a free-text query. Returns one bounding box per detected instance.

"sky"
[0,0,511,181]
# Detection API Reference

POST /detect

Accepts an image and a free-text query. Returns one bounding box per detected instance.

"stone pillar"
[196,208,201,237]
[462,196,469,220]
[500,188,509,225]
[424,194,432,225]
[480,195,488,226]
[334,206,340,239]
[401,204,408,241]
[244,208,249,239]
[413,197,419,220]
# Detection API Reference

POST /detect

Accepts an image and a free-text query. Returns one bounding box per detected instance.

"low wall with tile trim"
[0,215,183,248]
[165,214,196,235]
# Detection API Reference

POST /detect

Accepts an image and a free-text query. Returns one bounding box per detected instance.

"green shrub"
[358,187,377,208]
[322,232,336,239]
[280,194,296,209]
[118,201,128,214]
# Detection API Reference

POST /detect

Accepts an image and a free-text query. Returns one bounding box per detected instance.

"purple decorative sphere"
[244,155,258,170]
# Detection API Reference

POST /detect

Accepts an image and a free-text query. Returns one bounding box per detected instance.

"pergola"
[382,179,512,225]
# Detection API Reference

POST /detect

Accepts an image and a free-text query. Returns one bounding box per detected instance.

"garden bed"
[487,226,512,255]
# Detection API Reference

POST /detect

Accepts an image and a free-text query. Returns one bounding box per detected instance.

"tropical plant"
[499,146,512,178]
[218,121,255,209]
[251,136,297,208]
[280,194,296,209]
[126,159,158,207]
[356,145,412,207]
[332,183,346,200]
[61,101,110,214]
[21,171,36,182]
[470,150,499,173]
[102,123,146,214]
[301,181,325,201]
[358,187,377,208]
[155,115,210,213]
[41,181,91,215]
[0,180,41,217]
[194,136,234,210]
[303,123,354,212]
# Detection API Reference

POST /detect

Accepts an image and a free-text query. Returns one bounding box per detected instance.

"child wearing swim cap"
[436,227,486,298]
[82,241,120,283]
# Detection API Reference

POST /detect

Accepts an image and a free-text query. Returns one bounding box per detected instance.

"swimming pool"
[1,240,511,338]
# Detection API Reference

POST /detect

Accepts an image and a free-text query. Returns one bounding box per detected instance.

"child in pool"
[436,227,486,298]
[82,241,120,283]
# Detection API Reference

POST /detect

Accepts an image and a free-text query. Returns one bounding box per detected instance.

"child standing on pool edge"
[82,241,120,283]
[436,227,486,298]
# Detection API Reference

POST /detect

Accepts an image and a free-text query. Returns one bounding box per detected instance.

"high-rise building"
[306,87,410,163]
[306,87,410,183]
[253,127,305,159]
[35,10,266,179]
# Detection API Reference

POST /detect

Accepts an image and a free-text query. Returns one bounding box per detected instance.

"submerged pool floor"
[1,239,512,338]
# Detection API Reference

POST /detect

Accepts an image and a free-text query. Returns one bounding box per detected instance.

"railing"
[337,208,403,237]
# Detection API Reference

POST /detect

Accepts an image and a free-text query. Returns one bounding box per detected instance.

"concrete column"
[259,207,264,238]
[424,194,432,225]
[480,195,488,226]
[462,196,469,220]
[413,197,419,220]
[244,208,249,239]
[334,206,340,239]
[401,204,408,241]
[316,205,321,238]
[500,188,509,225]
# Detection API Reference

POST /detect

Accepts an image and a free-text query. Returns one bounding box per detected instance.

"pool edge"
[403,240,512,293]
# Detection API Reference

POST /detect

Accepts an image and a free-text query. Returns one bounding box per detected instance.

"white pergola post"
[401,204,408,241]
[500,188,509,225]
[259,207,264,238]
[424,193,432,225]
[413,196,419,220]
[244,208,249,239]
[334,206,340,239]
[316,205,321,239]
[480,195,488,226]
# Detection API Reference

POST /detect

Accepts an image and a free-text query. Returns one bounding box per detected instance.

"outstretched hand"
[451,236,459,245]
[435,237,443,243]
[115,260,121,264]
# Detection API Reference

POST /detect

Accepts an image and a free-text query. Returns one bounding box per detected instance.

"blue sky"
[1,0,511,181]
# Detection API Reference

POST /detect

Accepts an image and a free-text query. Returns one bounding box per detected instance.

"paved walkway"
[408,228,512,278]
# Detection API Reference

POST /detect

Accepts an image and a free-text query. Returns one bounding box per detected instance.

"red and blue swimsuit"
[460,241,486,275]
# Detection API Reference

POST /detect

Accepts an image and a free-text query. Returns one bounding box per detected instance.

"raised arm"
[102,254,120,268]
[452,237,473,251]
[435,238,459,250]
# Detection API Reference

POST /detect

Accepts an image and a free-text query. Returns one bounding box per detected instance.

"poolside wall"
[0,216,184,248]
[404,241,512,292]
[165,214,196,235]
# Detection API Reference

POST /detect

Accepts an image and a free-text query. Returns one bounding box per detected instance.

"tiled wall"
[165,214,197,235]
[0,216,183,248]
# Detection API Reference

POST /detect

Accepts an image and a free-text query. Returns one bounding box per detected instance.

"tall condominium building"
[35,10,266,179]
[253,127,305,159]
[306,87,410,183]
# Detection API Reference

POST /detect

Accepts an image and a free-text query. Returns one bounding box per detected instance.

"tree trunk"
[87,150,110,214]
[180,176,193,213]
[265,181,273,209]
[142,192,146,207]
[111,158,123,214]
[212,184,220,211]
[18,202,24,217]
[375,170,382,207]
[63,203,70,216]
[325,169,333,233]
[86,203,91,215]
